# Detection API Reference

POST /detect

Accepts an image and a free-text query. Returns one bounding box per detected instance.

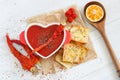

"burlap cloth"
[27,5,97,74]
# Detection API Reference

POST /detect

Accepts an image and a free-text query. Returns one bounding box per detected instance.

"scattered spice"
[14,62,18,68]
[21,74,24,77]
[65,8,77,23]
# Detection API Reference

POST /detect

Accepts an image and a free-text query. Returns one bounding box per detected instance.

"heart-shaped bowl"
[24,23,66,59]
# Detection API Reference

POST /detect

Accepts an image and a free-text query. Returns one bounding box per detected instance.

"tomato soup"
[27,24,64,57]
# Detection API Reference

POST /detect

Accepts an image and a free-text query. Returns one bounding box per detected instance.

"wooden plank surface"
[0,0,120,80]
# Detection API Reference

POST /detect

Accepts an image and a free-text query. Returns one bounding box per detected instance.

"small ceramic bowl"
[24,23,66,59]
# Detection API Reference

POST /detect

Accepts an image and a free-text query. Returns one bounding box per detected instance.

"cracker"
[63,42,88,64]
[70,25,90,43]
[55,48,74,68]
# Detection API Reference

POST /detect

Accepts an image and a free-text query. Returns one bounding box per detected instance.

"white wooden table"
[0,0,120,80]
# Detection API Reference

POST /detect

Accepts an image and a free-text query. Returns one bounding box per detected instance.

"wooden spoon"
[84,1,120,77]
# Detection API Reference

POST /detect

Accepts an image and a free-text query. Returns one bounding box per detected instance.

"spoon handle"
[101,32,120,77]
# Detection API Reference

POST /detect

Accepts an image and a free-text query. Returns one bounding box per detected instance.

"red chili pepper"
[6,34,40,71]
[11,40,40,65]
[65,8,77,23]
[32,24,64,53]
